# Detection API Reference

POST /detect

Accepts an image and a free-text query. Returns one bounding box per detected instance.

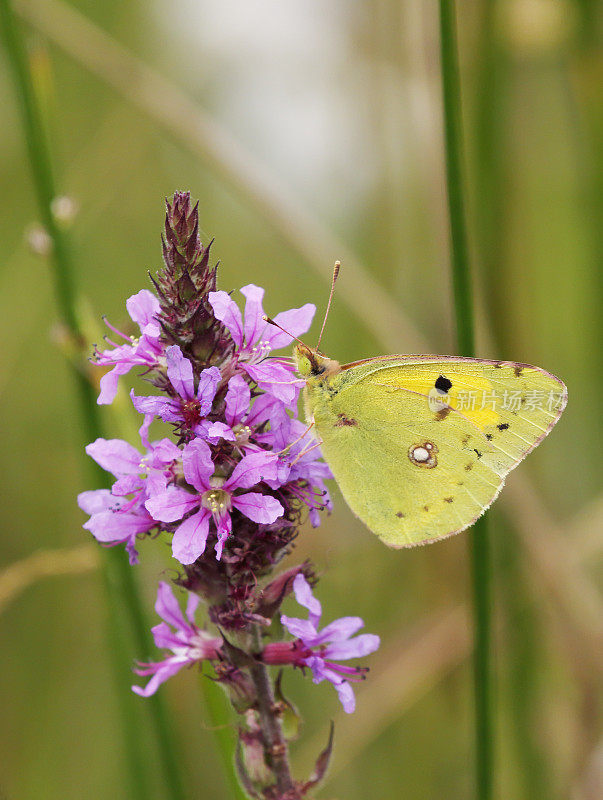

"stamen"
[102,316,133,341]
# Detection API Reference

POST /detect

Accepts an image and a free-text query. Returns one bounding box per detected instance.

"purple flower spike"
[131,345,221,440]
[132,582,221,697]
[270,575,380,713]
[95,290,164,405]
[146,440,285,564]
[208,284,315,406]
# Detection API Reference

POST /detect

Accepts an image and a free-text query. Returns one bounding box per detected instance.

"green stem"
[437,3,493,799]
[0,3,186,798]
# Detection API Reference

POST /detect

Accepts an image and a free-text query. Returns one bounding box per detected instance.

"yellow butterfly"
[281,270,567,548]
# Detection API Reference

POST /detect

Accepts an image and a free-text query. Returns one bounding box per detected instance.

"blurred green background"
[0,0,601,798]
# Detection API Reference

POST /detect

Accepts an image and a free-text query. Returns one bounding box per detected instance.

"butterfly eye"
[409,442,438,469]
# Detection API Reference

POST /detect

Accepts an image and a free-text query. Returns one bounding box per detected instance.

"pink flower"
[131,345,221,441]
[208,284,314,406]
[94,290,163,405]
[77,435,182,562]
[133,582,221,697]
[77,489,156,565]
[263,575,380,713]
[145,440,284,564]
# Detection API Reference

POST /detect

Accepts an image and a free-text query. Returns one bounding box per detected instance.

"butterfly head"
[293,343,340,380]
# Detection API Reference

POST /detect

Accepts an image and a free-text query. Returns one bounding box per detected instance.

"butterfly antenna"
[316,260,340,351]
[262,315,306,347]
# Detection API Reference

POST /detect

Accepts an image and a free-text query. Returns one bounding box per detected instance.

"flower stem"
[0,2,186,797]
[437,3,493,799]
[250,626,296,796]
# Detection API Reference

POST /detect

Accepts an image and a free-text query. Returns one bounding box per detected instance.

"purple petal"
[132,657,186,697]
[225,450,279,490]
[77,489,113,515]
[244,362,302,406]
[149,439,182,465]
[130,391,174,420]
[155,581,189,631]
[305,654,329,683]
[208,290,244,348]
[325,634,381,661]
[232,492,284,524]
[145,486,198,522]
[172,510,210,565]
[245,393,285,427]
[145,472,169,497]
[83,508,153,542]
[126,289,160,329]
[194,420,236,444]
[263,303,316,350]
[182,439,213,492]
[280,615,320,642]
[111,475,142,496]
[334,680,356,713]
[137,413,154,448]
[313,616,365,644]
[292,574,322,627]
[240,284,266,347]
[186,592,201,624]
[97,362,131,405]
[150,621,188,651]
[196,366,221,414]
[225,375,251,426]
[214,512,233,560]
[166,345,195,400]
[85,438,141,476]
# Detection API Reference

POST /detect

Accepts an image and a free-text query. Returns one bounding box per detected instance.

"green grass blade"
[201,678,248,800]
[437,3,494,798]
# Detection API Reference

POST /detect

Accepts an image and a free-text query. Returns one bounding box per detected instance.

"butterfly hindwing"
[307,356,566,547]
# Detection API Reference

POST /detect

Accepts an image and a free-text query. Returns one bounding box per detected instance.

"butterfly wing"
[308,357,566,547]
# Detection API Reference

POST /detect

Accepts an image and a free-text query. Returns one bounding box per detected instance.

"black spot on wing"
[497,422,509,431]
[435,375,452,393]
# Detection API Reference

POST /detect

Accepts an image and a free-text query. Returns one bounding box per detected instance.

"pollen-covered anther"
[201,488,231,515]
[248,340,271,363]
[235,424,253,443]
